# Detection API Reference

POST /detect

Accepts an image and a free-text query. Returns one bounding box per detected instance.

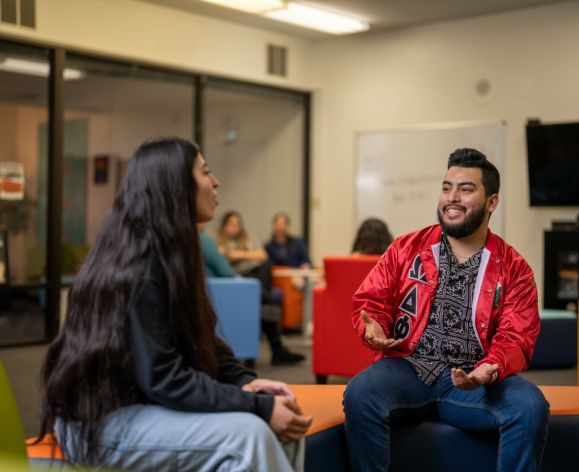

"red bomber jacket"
[352,224,540,383]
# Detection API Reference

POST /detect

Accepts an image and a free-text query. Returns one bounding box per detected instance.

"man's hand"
[451,363,499,391]
[362,310,403,352]
[269,396,313,443]
[242,378,296,401]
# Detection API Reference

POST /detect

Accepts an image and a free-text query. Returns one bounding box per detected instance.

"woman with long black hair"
[38,138,311,471]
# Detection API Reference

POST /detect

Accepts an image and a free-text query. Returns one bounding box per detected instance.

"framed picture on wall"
[0,229,8,285]
[94,155,109,184]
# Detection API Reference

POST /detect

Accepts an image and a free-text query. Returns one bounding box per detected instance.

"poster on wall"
[0,162,25,200]
[94,155,109,184]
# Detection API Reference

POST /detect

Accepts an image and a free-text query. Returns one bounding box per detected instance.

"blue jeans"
[343,358,549,472]
[55,404,304,471]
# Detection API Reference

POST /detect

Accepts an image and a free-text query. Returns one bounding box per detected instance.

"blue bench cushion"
[531,316,577,368]
[540,309,576,319]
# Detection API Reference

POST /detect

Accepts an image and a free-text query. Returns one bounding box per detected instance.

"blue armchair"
[206,277,261,362]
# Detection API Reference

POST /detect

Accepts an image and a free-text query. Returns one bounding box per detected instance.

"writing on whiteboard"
[355,122,506,238]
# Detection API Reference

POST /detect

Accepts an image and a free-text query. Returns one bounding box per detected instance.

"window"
[0,40,49,345]
[204,79,307,243]
[62,55,197,272]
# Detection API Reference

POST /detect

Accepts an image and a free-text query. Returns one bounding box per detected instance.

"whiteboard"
[355,121,506,238]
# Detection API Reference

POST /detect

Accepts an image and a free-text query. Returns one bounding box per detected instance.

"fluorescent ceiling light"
[197,0,285,14]
[0,58,85,80]
[265,2,369,35]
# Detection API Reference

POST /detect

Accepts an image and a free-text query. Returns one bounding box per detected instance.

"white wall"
[0,0,313,90]
[310,1,579,303]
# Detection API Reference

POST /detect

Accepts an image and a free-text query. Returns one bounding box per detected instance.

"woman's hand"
[224,249,246,261]
[227,249,267,262]
[269,396,313,442]
[242,378,296,401]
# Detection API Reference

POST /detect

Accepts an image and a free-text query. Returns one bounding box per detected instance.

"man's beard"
[437,204,487,239]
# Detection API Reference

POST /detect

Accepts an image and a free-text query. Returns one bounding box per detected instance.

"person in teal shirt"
[198,226,304,366]
[199,227,237,277]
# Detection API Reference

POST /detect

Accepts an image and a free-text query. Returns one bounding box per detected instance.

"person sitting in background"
[217,210,305,366]
[265,212,311,268]
[38,138,310,471]
[198,224,237,278]
[217,210,269,277]
[351,218,394,255]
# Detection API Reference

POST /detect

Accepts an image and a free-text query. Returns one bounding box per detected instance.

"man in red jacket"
[344,148,549,471]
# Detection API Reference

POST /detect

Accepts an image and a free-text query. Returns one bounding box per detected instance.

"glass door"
[203,79,307,245]
[61,54,197,274]
[0,40,50,345]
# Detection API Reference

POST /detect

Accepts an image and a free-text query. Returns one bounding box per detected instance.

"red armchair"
[312,255,380,383]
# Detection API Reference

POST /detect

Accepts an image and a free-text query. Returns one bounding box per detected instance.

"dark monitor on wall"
[526,121,579,206]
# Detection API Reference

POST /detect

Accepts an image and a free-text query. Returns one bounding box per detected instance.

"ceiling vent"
[267,44,287,77]
[1,0,36,28]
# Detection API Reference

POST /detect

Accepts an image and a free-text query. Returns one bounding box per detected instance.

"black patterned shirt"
[405,234,484,386]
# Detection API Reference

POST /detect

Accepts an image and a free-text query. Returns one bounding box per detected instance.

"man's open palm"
[451,363,499,391]
[362,310,403,352]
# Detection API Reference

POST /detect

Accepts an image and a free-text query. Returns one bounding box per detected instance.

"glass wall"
[0,41,49,345]
[61,55,197,273]
[0,40,309,346]
[203,79,306,245]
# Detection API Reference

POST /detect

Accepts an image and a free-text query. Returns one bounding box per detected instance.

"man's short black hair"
[447,148,500,197]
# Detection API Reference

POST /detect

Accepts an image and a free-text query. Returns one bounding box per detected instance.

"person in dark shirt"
[265,212,311,268]
[199,224,303,365]
[37,138,311,471]
[216,210,305,366]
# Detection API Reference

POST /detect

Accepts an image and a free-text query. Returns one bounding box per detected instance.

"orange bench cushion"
[26,385,579,459]
[293,384,579,436]
[539,386,579,415]
[292,384,346,435]
[26,433,66,460]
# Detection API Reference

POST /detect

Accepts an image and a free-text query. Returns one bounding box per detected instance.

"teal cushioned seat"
[531,309,577,368]
[540,309,576,319]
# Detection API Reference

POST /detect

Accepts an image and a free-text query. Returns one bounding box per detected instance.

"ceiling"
[0,0,572,106]
[140,0,572,40]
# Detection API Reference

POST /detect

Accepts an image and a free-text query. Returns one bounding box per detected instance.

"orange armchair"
[272,266,304,329]
[312,256,380,383]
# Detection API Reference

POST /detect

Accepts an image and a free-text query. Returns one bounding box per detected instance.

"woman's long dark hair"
[352,218,394,255]
[38,138,220,459]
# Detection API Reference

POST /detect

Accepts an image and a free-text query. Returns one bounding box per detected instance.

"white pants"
[56,404,304,472]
